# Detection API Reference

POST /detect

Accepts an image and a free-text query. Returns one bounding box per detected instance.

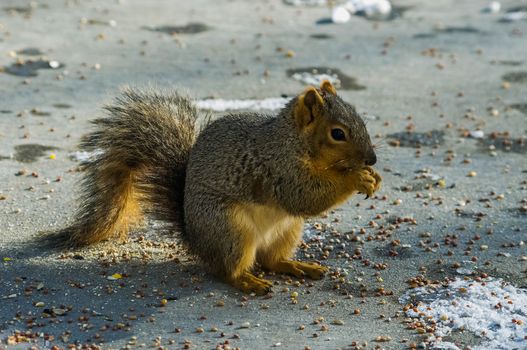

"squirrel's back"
[185,113,282,201]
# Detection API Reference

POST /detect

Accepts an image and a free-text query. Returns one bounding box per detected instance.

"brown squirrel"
[57,80,381,295]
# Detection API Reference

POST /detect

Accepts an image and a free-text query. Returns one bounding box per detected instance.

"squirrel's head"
[291,80,376,172]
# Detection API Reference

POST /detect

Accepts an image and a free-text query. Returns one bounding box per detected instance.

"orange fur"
[226,202,305,294]
[320,80,337,95]
[294,87,325,128]
[257,219,304,267]
[68,165,144,246]
[110,167,144,241]
[257,220,328,280]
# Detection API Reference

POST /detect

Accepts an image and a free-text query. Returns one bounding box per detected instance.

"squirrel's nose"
[365,152,377,166]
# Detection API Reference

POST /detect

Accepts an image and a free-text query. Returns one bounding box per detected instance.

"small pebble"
[469,130,484,139]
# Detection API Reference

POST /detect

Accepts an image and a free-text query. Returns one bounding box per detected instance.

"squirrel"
[56,80,381,295]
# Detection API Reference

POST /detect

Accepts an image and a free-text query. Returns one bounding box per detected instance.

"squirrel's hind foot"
[230,272,273,295]
[267,260,328,280]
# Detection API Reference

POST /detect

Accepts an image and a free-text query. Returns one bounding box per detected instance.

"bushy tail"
[60,88,202,247]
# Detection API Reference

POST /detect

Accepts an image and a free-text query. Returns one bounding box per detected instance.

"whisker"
[373,137,387,151]
[323,158,347,170]
[323,157,362,171]
[373,136,387,146]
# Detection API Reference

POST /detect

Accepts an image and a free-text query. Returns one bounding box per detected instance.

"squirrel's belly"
[228,202,303,249]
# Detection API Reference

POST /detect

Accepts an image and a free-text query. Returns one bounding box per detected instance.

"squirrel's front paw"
[365,166,382,194]
[353,167,382,198]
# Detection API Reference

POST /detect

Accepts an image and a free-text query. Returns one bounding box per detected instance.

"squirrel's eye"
[331,128,346,141]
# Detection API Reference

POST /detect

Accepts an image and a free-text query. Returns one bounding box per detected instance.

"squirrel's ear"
[320,80,337,95]
[295,87,324,128]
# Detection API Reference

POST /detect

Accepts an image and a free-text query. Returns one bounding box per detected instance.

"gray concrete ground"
[0,0,526,349]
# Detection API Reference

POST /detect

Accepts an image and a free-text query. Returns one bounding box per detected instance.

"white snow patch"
[400,278,527,350]
[195,98,290,112]
[284,0,392,20]
[291,71,342,88]
[283,0,327,6]
[48,60,60,69]
[502,11,527,22]
[69,150,102,162]
[469,130,485,139]
[343,0,392,19]
[332,6,352,23]
[352,0,392,19]
[482,2,501,14]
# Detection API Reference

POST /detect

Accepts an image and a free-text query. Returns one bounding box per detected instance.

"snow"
[332,6,352,23]
[345,0,392,19]
[482,2,501,14]
[283,0,327,6]
[283,0,393,21]
[469,130,485,139]
[400,277,527,350]
[195,97,290,112]
[353,0,392,18]
[69,150,102,162]
[291,71,341,88]
[502,11,527,22]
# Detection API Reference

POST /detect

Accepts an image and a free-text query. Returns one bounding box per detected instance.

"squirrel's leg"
[222,208,273,295]
[257,219,328,280]
[223,244,273,295]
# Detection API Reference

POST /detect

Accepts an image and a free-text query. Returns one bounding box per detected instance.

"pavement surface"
[0,0,526,349]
